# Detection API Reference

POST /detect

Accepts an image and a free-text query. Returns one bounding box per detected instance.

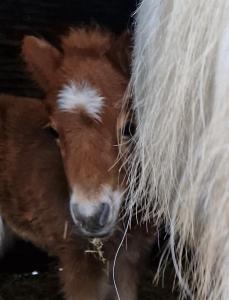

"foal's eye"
[44,125,60,139]
[122,121,136,137]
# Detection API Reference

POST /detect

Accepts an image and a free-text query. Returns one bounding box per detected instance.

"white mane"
[128,0,229,299]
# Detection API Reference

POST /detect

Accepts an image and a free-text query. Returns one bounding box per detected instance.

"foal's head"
[22,29,132,237]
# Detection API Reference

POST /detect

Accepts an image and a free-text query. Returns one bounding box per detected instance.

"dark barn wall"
[0,0,137,97]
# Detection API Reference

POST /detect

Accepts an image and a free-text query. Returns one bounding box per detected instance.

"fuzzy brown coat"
[0,95,154,300]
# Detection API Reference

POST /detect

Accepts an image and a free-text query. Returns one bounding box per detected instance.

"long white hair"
[128,0,229,299]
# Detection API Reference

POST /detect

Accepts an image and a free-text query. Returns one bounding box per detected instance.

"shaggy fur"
[0,95,153,300]
[128,0,229,299]
[0,28,154,300]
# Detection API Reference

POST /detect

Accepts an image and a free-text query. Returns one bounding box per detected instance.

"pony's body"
[0,94,153,300]
[0,96,69,249]
[129,0,229,299]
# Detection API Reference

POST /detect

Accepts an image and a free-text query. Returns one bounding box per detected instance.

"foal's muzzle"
[70,202,111,237]
[70,186,122,237]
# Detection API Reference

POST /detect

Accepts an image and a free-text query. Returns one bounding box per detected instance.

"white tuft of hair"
[127,0,229,299]
[58,81,104,122]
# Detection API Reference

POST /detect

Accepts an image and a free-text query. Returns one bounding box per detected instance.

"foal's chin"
[77,224,116,239]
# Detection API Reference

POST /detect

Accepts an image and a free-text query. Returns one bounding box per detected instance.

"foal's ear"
[107,31,133,77]
[22,36,61,91]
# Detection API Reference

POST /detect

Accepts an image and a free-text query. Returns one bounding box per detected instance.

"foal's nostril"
[98,203,110,227]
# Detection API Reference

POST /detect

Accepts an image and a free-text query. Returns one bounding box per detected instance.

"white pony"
[128,0,229,299]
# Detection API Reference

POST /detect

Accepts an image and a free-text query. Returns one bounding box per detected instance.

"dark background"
[0,0,138,97]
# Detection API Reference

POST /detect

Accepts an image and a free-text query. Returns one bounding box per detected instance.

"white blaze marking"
[58,81,104,121]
